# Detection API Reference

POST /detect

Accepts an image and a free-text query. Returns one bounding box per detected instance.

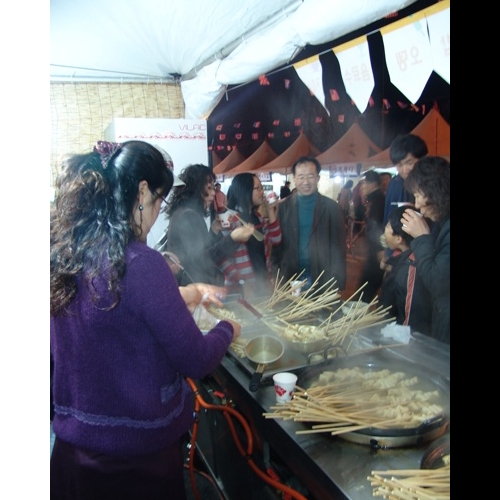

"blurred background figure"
[357,170,385,303]
[280,180,292,199]
[379,171,392,196]
[212,181,227,214]
[337,179,354,225]
[351,178,366,232]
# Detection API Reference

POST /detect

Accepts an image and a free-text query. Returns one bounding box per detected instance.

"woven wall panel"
[50,83,184,183]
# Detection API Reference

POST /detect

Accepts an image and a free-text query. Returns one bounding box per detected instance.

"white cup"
[290,280,303,297]
[273,372,298,404]
[218,211,232,228]
[266,191,279,206]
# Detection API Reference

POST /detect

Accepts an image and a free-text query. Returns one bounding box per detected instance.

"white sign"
[104,118,208,247]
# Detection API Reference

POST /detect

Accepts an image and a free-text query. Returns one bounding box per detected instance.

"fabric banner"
[425,1,450,84]
[381,12,434,103]
[333,35,375,114]
[293,55,330,116]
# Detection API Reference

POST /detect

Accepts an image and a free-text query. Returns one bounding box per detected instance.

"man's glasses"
[295,174,317,182]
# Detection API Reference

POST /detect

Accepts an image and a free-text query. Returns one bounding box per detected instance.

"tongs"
[223,207,264,241]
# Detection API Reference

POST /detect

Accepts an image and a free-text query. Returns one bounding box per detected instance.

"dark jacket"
[167,203,239,285]
[383,174,415,226]
[272,192,346,291]
[410,218,450,344]
[378,248,433,336]
[358,188,385,302]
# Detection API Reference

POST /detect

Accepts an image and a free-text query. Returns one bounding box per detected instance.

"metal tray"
[295,350,450,448]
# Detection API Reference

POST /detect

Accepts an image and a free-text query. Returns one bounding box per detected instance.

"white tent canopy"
[51,0,420,119]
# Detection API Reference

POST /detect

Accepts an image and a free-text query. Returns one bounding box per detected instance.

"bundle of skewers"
[256,270,341,319]
[263,367,445,436]
[367,459,450,500]
[257,273,392,350]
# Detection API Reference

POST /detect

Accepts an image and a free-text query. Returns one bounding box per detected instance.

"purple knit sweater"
[51,240,234,457]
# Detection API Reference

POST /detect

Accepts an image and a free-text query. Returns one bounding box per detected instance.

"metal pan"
[245,335,284,392]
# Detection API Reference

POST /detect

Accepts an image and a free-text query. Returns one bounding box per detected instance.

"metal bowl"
[283,336,334,354]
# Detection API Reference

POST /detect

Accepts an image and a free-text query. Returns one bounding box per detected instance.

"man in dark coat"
[279,181,292,199]
[272,156,346,293]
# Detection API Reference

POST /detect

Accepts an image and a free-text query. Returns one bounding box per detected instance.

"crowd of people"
[50,133,450,498]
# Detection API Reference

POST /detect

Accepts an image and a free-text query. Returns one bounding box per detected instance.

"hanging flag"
[426,1,450,84]
[293,55,330,116]
[259,75,270,86]
[333,35,375,114]
[330,89,340,101]
[381,12,434,103]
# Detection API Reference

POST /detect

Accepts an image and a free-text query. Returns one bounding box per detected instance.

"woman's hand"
[230,225,254,242]
[211,219,223,235]
[401,209,430,238]
[179,283,226,312]
[225,318,242,341]
[264,198,278,223]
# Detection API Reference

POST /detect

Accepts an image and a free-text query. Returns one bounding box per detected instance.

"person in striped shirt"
[217,173,282,299]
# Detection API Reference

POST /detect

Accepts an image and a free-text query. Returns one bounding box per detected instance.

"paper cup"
[290,280,302,297]
[273,372,298,404]
[266,191,279,206]
[218,211,232,228]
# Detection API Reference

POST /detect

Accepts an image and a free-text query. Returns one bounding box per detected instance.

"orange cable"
[186,377,308,500]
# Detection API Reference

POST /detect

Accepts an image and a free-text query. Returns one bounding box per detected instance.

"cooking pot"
[245,335,284,392]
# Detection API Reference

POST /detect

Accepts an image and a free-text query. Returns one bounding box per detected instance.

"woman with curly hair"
[165,164,254,286]
[50,141,241,500]
[401,156,450,344]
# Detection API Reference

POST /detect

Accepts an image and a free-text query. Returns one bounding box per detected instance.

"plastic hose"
[186,377,308,500]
